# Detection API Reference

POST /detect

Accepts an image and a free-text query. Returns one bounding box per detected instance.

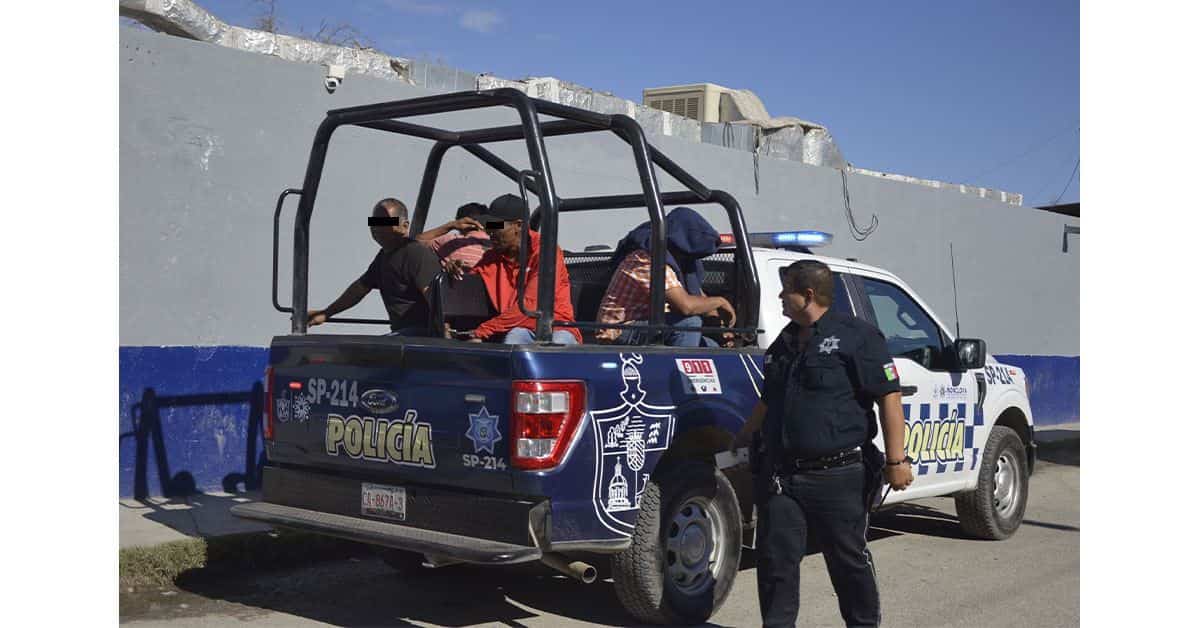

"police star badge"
[466,406,502,454]
[818,335,840,354]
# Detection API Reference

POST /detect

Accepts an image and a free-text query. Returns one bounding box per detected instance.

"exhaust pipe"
[541,553,597,584]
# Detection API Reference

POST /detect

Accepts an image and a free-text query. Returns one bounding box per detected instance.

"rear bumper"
[232,465,548,564]
[230,501,542,564]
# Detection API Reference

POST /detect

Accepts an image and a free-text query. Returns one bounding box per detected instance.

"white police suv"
[747,230,1034,540]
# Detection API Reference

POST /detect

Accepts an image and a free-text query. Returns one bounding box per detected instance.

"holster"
[749,432,775,505]
[861,440,886,512]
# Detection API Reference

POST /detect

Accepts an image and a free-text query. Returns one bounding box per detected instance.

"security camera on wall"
[324,64,346,93]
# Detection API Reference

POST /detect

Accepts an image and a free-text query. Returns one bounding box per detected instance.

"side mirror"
[953,338,987,371]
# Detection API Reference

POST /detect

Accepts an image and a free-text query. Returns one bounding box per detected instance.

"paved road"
[122,453,1078,627]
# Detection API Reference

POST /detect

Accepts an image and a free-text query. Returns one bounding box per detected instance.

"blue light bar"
[748,230,833,249]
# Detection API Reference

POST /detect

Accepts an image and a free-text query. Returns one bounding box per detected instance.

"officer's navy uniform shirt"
[761,310,901,460]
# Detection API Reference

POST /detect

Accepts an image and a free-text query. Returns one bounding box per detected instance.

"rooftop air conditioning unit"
[642,83,732,123]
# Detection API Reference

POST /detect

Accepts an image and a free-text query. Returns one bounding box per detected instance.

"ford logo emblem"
[360,389,400,414]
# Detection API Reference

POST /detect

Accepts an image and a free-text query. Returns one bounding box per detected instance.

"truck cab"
[234,89,1034,625]
[747,244,1036,511]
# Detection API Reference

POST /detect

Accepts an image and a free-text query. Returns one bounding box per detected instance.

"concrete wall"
[119,27,1078,496]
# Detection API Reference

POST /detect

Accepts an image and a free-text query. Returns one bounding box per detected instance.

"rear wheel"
[955,425,1029,539]
[611,459,742,625]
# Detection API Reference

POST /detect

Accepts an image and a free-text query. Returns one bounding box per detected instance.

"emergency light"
[753,231,833,248]
[720,231,834,250]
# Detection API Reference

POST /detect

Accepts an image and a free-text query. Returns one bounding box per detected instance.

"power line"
[968,123,1079,182]
[1050,159,1080,206]
[1028,146,1079,204]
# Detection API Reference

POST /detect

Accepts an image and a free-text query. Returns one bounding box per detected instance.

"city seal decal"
[591,353,677,536]
[275,386,292,423]
[274,383,310,423]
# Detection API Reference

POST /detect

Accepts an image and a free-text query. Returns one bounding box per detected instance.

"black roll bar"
[458,118,606,144]
[272,188,302,314]
[354,119,459,143]
[461,144,542,198]
[609,116,668,339]
[274,186,391,325]
[506,91,562,340]
[551,189,761,337]
[327,91,514,123]
[514,171,541,321]
[411,141,452,235]
[292,116,335,334]
[286,88,758,344]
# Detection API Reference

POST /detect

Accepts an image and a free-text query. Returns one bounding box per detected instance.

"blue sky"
[197,0,1079,206]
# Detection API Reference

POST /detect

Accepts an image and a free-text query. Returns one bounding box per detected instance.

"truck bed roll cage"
[274,88,760,343]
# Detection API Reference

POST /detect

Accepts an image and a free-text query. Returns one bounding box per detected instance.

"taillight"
[511,380,586,470]
[263,366,275,441]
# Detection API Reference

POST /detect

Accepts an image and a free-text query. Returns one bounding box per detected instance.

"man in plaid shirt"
[415,202,492,272]
[595,207,736,346]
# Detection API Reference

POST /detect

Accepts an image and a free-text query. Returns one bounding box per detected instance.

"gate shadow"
[119,384,266,500]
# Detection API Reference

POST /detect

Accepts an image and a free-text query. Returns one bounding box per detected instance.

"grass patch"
[119,530,371,591]
[120,538,207,589]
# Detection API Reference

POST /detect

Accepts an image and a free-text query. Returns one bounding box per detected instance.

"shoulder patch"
[883,362,898,381]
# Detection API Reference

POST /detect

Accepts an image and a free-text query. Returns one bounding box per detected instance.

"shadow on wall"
[119,386,266,499]
[118,346,271,498]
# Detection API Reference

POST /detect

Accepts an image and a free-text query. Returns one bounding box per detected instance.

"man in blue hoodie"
[594,207,736,347]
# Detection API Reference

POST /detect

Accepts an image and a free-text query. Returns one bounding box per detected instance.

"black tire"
[955,425,1029,540]
[611,459,742,625]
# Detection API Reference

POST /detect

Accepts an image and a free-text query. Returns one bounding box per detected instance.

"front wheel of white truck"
[611,459,742,625]
[955,425,1029,540]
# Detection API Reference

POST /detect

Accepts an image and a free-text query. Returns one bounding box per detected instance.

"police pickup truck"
[233,90,1035,625]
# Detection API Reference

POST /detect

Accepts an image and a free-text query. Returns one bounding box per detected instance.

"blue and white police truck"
[232,90,1035,625]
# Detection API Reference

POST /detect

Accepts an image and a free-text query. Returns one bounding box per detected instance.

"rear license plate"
[361,483,406,521]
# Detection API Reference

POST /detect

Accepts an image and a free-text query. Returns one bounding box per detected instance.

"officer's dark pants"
[755,462,879,628]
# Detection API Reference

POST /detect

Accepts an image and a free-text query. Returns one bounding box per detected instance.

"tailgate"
[266,335,515,493]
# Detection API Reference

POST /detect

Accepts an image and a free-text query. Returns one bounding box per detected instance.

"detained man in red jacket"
[462,194,582,345]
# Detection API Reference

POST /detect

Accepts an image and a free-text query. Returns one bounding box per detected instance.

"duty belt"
[775,447,862,473]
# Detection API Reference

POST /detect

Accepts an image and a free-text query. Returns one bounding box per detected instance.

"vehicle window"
[861,278,947,369]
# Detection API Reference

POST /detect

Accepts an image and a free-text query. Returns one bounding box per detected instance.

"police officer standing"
[731,260,913,628]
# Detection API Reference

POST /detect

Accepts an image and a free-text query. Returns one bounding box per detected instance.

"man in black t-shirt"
[308,198,442,334]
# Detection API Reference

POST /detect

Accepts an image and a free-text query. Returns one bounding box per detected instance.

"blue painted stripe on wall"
[119,346,269,498]
[994,354,1080,427]
[117,347,1080,497]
